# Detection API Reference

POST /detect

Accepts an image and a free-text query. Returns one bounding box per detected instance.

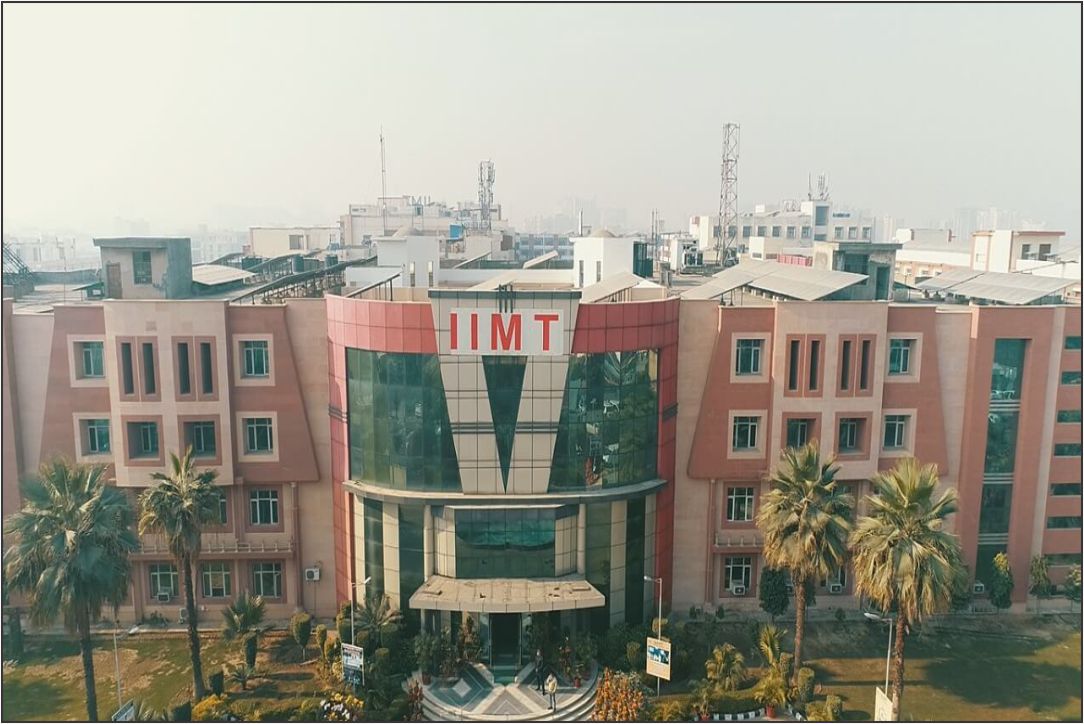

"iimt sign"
[448,309,564,356]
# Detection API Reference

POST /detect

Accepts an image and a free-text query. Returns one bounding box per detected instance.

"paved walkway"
[422,662,598,721]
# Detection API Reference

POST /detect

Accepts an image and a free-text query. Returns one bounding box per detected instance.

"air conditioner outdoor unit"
[829,583,844,594]
[156,591,172,603]
[305,567,321,582]
[178,608,188,624]
[973,582,986,594]
[731,585,746,596]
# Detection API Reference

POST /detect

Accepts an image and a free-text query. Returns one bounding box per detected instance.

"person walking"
[534,649,545,693]
[545,671,558,711]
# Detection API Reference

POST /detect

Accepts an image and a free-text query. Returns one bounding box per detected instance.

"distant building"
[93,237,194,300]
[248,226,341,258]
[893,228,1067,286]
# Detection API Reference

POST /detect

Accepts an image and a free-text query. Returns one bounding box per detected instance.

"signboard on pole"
[111,701,136,722]
[645,637,671,681]
[341,642,364,685]
[874,686,893,721]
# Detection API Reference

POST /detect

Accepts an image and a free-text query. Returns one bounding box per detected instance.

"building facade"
[326,284,677,675]
[1,296,338,621]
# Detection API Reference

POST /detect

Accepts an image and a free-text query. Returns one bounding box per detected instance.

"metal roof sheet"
[915,268,983,292]
[191,264,254,286]
[681,259,865,301]
[580,271,648,303]
[948,271,1074,304]
[522,250,559,269]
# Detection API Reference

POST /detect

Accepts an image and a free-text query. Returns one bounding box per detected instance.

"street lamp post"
[644,575,663,697]
[863,611,895,704]
[349,576,371,688]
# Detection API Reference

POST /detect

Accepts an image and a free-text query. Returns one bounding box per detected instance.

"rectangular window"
[787,340,800,391]
[834,226,844,240]
[847,227,858,240]
[1054,443,1082,457]
[120,342,135,395]
[1051,483,1082,496]
[186,421,216,458]
[141,343,156,395]
[148,563,178,598]
[251,562,282,598]
[742,225,752,238]
[888,339,914,375]
[78,341,104,378]
[801,226,811,239]
[129,422,159,458]
[883,414,908,449]
[786,226,796,239]
[244,417,274,454]
[201,562,232,598]
[578,260,584,287]
[84,419,111,455]
[984,412,1019,473]
[595,260,602,283]
[735,339,763,375]
[1046,553,1083,566]
[757,225,767,236]
[859,340,871,390]
[771,226,782,238]
[249,489,279,525]
[1057,410,1082,423]
[199,342,214,395]
[1061,371,1082,385]
[861,226,872,240]
[133,251,152,285]
[177,342,191,395]
[814,206,828,225]
[991,339,1026,400]
[786,418,811,448]
[733,416,759,451]
[213,488,229,525]
[288,234,303,250]
[808,339,821,390]
[840,340,852,390]
[726,487,755,522]
[242,341,270,378]
[1047,516,1082,529]
[1066,336,1083,350]
[724,556,752,592]
[979,484,1012,534]
[838,418,862,452]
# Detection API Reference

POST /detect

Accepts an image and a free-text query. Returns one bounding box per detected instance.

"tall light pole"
[349,576,371,688]
[864,611,895,709]
[644,575,663,697]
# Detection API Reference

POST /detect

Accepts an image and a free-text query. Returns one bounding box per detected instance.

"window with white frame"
[201,562,232,598]
[213,488,229,525]
[186,421,216,458]
[78,341,104,378]
[724,556,752,592]
[129,422,159,458]
[726,487,755,522]
[148,563,178,598]
[838,418,862,452]
[83,419,111,455]
[883,415,909,450]
[252,562,282,598]
[244,417,274,454]
[242,341,270,378]
[735,339,763,375]
[888,339,915,375]
[249,489,279,525]
[733,416,760,451]
[786,418,812,449]
[821,566,847,587]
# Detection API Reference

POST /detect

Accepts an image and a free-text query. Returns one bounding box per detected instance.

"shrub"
[315,625,329,660]
[834,607,846,624]
[256,697,322,722]
[625,641,642,671]
[592,668,646,721]
[826,694,843,720]
[714,605,726,620]
[759,568,790,621]
[1066,565,1083,603]
[320,692,365,722]
[208,670,225,696]
[335,602,355,645]
[192,695,235,722]
[290,613,314,659]
[688,605,700,620]
[990,552,1014,612]
[778,652,795,684]
[168,701,192,722]
[652,698,688,721]
[795,667,815,704]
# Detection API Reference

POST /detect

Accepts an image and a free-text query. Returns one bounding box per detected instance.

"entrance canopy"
[409,575,605,614]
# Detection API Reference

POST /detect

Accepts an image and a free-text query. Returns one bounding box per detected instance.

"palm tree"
[221,591,268,668]
[756,623,787,670]
[3,459,138,721]
[757,441,853,675]
[138,449,220,700]
[355,593,402,646]
[704,642,746,692]
[850,458,962,721]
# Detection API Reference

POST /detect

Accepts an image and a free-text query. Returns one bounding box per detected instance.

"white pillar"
[423,504,434,579]
[577,504,587,575]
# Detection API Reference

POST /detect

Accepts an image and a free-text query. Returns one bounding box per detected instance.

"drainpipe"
[705,480,716,604]
[291,482,303,612]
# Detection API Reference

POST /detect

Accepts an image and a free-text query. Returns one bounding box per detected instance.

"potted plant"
[753,666,789,719]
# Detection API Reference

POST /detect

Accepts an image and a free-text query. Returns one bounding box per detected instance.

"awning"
[409,575,605,614]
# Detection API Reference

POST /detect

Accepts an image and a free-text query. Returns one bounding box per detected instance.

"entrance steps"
[418,662,599,721]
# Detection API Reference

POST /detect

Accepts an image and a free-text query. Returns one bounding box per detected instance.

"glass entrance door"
[490,613,521,680]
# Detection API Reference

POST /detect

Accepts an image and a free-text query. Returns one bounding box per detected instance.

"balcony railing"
[137,537,294,555]
[714,531,764,548]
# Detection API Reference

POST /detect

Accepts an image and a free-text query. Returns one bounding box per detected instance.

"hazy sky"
[3,3,1081,238]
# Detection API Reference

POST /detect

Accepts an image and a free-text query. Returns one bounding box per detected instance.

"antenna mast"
[715,122,740,267]
[478,160,495,233]
[380,128,388,235]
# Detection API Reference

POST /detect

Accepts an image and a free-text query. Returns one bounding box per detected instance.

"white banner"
[874,686,893,721]
[645,637,671,681]
[447,309,564,356]
[342,643,364,673]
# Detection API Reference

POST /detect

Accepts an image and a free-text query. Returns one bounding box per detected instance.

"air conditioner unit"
[178,608,188,624]
[973,582,986,594]
[828,583,844,594]
[731,585,746,597]
[156,591,172,603]
[305,567,321,582]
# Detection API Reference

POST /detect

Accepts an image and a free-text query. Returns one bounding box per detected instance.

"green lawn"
[657,614,1081,722]
[1,631,324,721]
